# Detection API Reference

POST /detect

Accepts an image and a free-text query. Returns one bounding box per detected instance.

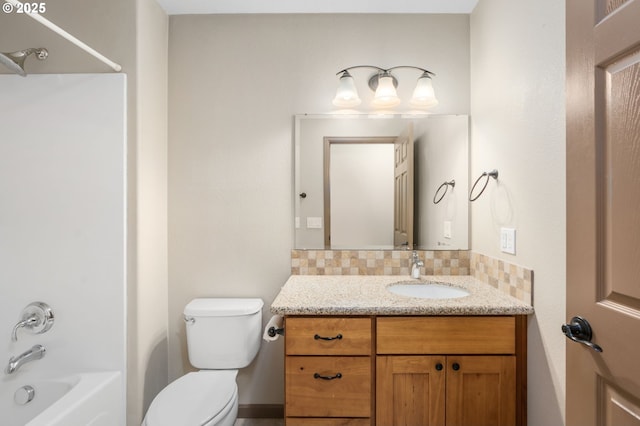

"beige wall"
[168,13,470,404]
[1,2,168,425]
[134,0,169,423]
[470,1,566,425]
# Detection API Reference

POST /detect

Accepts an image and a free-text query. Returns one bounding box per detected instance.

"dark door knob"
[435,363,443,371]
[452,363,460,371]
[562,316,603,352]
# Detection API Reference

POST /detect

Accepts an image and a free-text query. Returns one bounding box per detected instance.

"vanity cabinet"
[283,315,526,426]
[285,317,374,426]
[376,316,525,426]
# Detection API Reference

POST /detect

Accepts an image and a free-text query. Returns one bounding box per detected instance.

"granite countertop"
[270,275,534,316]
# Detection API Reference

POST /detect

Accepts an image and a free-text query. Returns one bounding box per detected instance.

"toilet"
[142,298,264,426]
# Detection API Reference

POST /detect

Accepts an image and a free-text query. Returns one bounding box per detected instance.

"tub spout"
[5,344,46,375]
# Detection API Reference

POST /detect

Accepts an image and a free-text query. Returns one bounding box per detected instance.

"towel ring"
[469,169,498,202]
[433,180,455,204]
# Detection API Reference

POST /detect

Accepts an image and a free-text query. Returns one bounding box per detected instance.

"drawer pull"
[314,333,343,341]
[314,372,343,380]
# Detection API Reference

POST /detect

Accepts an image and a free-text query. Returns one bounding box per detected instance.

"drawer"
[286,356,371,418]
[286,317,372,355]
[377,316,516,355]
[286,419,371,426]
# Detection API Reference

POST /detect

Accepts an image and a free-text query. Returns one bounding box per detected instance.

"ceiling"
[157,0,479,15]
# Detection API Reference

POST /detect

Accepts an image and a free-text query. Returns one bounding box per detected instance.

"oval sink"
[387,283,470,299]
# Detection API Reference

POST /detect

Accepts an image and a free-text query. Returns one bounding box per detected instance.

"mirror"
[294,114,469,250]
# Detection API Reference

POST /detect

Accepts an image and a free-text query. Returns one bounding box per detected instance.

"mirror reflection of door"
[323,124,414,249]
[393,124,414,249]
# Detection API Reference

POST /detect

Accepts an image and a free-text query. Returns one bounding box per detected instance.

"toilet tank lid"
[184,298,263,316]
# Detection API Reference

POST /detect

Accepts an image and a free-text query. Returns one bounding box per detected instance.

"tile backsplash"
[291,250,470,276]
[470,252,533,305]
[290,249,533,305]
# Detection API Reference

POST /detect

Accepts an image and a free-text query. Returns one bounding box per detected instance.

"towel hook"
[469,169,498,202]
[433,180,455,204]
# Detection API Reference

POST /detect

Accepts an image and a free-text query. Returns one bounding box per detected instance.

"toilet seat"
[144,370,238,426]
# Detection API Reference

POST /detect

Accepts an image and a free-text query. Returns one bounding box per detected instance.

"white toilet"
[142,298,264,426]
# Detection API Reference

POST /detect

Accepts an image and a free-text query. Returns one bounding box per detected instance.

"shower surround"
[0,74,127,424]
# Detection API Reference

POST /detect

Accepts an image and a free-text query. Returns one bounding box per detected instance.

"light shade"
[332,71,361,108]
[372,73,401,108]
[409,73,439,108]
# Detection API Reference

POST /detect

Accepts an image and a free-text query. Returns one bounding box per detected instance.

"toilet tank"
[184,298,264,369]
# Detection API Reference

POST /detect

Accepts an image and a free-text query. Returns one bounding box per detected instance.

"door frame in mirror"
[323,136,399,249]
[294,113,469,250]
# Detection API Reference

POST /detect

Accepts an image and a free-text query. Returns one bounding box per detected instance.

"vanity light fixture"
[332,65,439,109]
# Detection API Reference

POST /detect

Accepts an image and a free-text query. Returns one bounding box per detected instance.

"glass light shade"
[409,74,439,108]
[372,75,401,108]
[332,73,361,108]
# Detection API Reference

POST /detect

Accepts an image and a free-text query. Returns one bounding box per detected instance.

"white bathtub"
[1,371,122,426]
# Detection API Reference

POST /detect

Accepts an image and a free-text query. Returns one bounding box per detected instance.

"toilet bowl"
[142,298,263,426]
[142,371,238,426]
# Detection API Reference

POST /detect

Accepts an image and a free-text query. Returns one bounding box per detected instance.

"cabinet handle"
[452,363,460,371]
[314,333,343,341]
[314,372,343,380]
[435,363,443,371]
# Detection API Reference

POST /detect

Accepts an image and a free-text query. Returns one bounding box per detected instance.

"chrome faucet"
[11,315,39,341]
[10,302,54,342]
[5,345,46,375]
[411,251,424,279]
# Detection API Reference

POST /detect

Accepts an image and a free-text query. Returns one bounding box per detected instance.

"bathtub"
[1,371,122,426]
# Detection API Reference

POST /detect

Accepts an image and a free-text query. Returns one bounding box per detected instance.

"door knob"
[562,316,603,353]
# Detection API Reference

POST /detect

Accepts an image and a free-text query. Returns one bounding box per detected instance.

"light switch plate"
[307,217,323,229]
[500,227,516,254]
[444,221,452,239]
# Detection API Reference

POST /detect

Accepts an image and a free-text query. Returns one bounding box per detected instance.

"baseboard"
[237,404,284,418]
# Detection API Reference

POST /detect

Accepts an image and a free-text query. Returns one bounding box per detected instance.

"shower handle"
[11,302,54,341]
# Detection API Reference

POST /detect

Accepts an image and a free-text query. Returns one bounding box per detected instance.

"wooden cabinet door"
[446,356,516,426]
[376,355,445,426]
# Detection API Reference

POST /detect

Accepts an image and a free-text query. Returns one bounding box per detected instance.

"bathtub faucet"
[11,314,39,341]
[5,344,46,375]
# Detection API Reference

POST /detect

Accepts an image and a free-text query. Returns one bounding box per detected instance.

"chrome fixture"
[332,65,438,109]
[11,302,54,341]
[0,48,48,77]
[469,169,499,202]
[5,344,46,374]
[14,385,36,405]
[411,251,424,279]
